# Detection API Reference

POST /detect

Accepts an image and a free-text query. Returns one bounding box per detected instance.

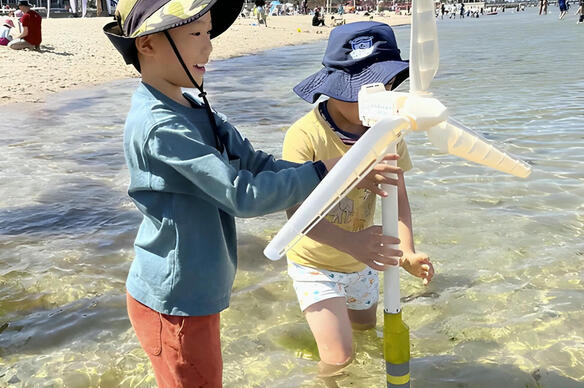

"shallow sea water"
[0,8,583,388]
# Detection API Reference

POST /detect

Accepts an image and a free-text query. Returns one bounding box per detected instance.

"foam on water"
[0,8,583,387]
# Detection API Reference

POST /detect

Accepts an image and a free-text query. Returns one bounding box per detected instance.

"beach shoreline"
[0,13,410,106]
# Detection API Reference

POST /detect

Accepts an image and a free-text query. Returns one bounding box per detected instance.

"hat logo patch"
[349,36,374,60]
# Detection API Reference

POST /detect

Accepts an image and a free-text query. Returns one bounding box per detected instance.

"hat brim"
[293,60,409,104]
[103,0,244,72]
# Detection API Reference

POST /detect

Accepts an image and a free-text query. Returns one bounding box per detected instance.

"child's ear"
[135,35,156,57]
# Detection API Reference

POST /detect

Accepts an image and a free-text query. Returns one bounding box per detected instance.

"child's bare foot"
[318,356,353,377]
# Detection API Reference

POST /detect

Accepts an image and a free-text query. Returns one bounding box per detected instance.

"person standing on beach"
[558,0,568,18]
[8,1,41,50]
[283,21,434,375]
[539,0,548,14]
[576,0,584,23]
[103,1,398,386]
[255,0,268,26]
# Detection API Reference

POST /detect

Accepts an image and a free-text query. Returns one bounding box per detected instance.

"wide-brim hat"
[103,0,244,72]
[294,21,409,103]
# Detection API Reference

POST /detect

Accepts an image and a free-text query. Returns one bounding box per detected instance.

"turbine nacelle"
[358,83,448,131]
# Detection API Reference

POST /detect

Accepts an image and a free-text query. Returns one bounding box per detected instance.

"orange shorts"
[126,293,222,388]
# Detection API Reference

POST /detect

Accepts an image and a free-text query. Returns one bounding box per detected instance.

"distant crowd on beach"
[539,0,584,22]
[435,0,582,23]
[243,0,407,29]
[241,0,583,26]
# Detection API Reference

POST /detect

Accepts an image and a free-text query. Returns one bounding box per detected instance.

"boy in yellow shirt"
[283,21,435,374]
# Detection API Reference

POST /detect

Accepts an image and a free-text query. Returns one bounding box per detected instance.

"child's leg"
[345,267,380,330]
[305,297,354,366]
[348,303,378,330]
[288,262,356,373]
[126,293,222,388]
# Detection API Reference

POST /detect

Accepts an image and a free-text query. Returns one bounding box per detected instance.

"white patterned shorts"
[287,261,379,312]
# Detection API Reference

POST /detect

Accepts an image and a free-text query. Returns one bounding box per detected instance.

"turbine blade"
[427,118,532,178]
[410,0,440,93]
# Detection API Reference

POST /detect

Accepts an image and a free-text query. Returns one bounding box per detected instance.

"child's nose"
[203,36,213,55]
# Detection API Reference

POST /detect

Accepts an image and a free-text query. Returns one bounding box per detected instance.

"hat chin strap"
[164,30,225,155]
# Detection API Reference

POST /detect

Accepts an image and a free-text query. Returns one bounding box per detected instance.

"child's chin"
[180,77,204,88]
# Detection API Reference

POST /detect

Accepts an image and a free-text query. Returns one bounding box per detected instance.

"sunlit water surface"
[0,8,583,388]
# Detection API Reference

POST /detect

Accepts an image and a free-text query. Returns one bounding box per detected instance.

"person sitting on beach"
[8,1,41,50]
[0,19,14,46]
[103,1,398,386]
[283,21,434,376]
[312,7,325,26]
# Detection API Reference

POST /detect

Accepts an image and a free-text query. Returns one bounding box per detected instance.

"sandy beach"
[0,13,410,106]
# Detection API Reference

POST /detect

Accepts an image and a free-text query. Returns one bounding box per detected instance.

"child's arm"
[396,172,434,285]
[219,119,303,173]
[144,120,327,218]
[286,207,401,271]
[285,154,407,270]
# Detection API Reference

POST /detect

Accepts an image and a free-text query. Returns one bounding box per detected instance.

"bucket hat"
[294,21,409,103]
[3,19,14,28]
[103,0,244,72]
[18,1,32,7]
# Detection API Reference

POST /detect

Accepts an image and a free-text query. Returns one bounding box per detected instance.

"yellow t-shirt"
[282,106,412,273]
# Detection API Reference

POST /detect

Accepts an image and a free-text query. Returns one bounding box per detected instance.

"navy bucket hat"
[294,21,409,103]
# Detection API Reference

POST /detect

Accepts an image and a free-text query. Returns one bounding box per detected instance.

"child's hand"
[339,225,401,271]
[356,154,403,197]
[400,252,434,285]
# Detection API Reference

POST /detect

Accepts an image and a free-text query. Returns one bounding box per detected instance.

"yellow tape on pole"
[387,372,411,386]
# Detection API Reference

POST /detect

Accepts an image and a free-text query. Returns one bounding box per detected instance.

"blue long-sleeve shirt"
[124,83,324,316]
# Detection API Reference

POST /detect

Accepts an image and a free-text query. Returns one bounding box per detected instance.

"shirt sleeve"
[282,124,315,164]
[145,117,321,218]
[217,117,305,173]
[21,14,29,27]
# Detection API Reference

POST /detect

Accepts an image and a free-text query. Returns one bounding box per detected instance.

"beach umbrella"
[263,0,531,386]
[268,0,280,15]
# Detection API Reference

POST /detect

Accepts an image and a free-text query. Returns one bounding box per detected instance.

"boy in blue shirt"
[104,1,401,386]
